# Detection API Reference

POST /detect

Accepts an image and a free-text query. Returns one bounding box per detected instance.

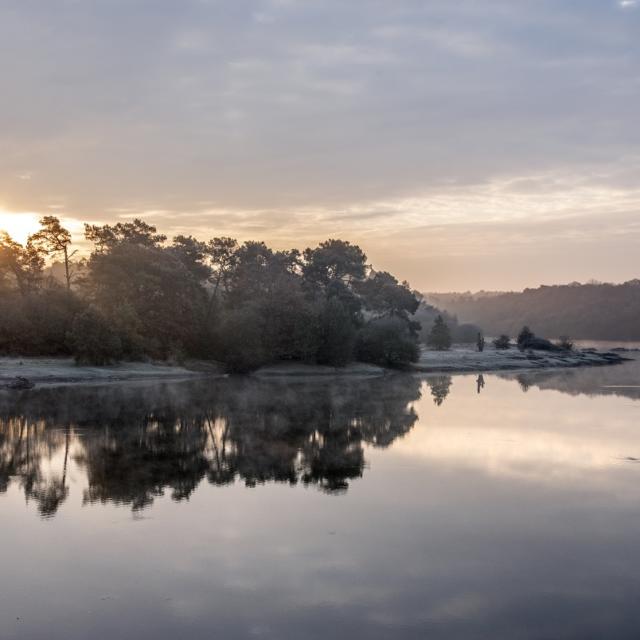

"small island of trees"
[1,217,423,372]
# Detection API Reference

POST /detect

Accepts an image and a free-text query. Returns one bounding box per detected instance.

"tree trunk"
[63,246,71,291]
[205,274,223,322]
[62,426,70,487]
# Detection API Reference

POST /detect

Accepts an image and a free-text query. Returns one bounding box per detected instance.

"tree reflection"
[510,362,640,400]
[426,376,452,406]
[0,375,421,516]
[0,416,72,517]
[517,375,532,393]
[30,425,71,517]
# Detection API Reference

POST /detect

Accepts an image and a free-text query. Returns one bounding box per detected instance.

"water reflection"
[0,376,421,517]
[427,376,452,405]
[0,418,71,517]
[3,361,640,640]
[511,364,640,400]
[2,361,639,519]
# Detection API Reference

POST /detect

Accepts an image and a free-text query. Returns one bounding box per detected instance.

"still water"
[2,359,640,639]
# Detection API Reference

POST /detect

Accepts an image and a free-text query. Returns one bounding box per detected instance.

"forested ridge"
[0,217,422,371]
[429,281,640,341]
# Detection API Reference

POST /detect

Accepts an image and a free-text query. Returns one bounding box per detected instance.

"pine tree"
[427,315,452,351]
[517,326,534,349]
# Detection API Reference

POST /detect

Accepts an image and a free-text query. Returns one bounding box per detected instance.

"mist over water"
[2,359,640,639]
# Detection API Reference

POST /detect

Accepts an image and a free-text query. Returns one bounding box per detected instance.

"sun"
[0,211,41,245]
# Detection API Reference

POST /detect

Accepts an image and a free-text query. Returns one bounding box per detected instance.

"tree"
[83,241,207,358]
[1,217,424,371]
[316,297,357,367]
[493,334,511,349]
[259,276,317,362]
[356,271,420,320]
[170,235,211,282]
[427,315,451,350]
[205,237,239,308]
[30,216,75,290]
[303,239,367,288]
[517,326,535,350]
[476,332,485,352]
[0,232,44,295]
[84,218,166,251]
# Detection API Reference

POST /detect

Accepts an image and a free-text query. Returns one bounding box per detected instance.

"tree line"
[429,281,640,341]
[0,217,422,371]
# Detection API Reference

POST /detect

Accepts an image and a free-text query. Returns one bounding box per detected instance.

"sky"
[0,0,638,292]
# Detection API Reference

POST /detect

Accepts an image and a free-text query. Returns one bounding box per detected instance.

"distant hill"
[426,280,640,340]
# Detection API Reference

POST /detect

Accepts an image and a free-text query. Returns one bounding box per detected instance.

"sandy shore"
[0,357,221,387]
[410,346,630,374]
[0,346,631,388]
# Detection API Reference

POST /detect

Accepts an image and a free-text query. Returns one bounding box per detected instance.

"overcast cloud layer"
[1,0,638,290]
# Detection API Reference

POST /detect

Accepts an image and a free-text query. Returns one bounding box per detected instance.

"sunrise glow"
[0,211,41,245]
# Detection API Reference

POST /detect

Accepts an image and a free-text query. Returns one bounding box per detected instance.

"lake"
[2,357,640,639]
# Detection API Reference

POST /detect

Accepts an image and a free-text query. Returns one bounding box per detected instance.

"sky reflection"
[2,360,640,639]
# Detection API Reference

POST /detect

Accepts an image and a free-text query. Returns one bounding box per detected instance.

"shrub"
[517,326,535,350]
[356,317,419,368]
[216,306,268,373]
[493,334,511,350]
[0,289,79,356]
[557,335,574,351]
[67,307,122,364]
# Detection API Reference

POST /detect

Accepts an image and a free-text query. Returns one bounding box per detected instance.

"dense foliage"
[429,282,640,340]
[0,218,422,371]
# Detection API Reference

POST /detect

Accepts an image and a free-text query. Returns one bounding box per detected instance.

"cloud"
[0,0,638,289]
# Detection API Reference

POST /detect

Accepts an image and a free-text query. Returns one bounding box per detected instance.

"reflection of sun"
[0,211,41,244]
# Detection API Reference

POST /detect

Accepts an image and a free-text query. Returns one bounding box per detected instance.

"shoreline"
[0,347,633,388]
[409,346,632,375]
[0,357,222,389]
